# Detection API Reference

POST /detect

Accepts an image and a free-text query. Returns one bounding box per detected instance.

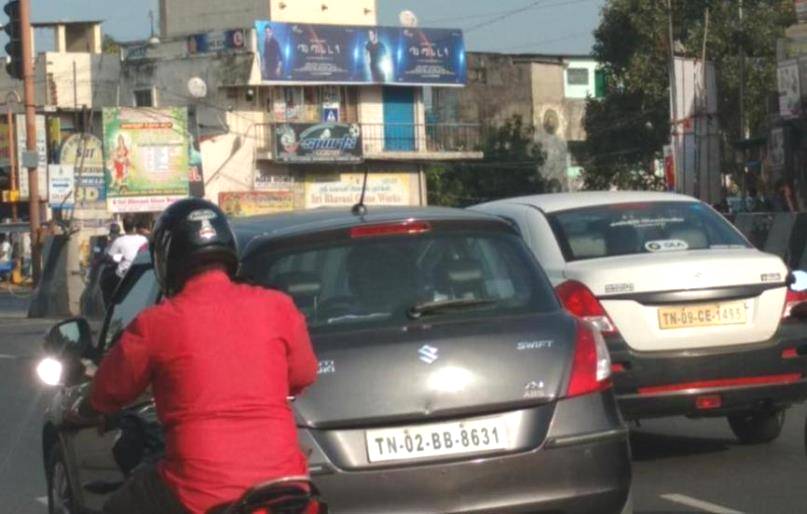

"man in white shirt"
[106,218,149,279]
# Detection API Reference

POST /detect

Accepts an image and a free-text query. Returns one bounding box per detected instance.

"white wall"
[160,0,269,37]
[563,59,598,99]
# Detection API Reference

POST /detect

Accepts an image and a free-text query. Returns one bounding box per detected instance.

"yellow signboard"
[219,191,294,217]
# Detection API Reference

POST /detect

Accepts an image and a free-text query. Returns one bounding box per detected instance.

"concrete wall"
[160,0,378,37]
[269,0,377,25]
[160,0,268,37]
[455,53,534,127]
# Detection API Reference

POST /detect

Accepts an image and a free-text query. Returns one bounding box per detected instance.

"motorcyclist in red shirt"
[67,198,318,514]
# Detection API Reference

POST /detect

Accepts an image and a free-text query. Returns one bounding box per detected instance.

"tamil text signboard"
[305,173,410,208]
[256,21,466,86]
[103,107,190,213]
[275,123,362,164]
[219,191,294,217]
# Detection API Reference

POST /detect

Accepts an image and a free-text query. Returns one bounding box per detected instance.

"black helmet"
[151,198,238,296]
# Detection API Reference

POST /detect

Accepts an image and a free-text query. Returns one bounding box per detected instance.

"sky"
[27,0,605,55]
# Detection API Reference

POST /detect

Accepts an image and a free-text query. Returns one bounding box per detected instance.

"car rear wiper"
[407,299,498,319]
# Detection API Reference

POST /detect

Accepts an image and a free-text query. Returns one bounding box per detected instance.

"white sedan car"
[473,192,807,443]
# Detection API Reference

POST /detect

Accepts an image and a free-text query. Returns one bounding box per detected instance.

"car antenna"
[351,166,369,216]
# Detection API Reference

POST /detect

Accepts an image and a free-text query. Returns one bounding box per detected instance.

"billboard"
[60,133,106,211]
[48,164,74,209]
[219,191,294,217]
[187,29,247,55]
[275,123,362,164]
[778,60,801,119]
[16,114,48,200]
[256,21,466,86]
[305,173,411,208]
[103,107,190,213]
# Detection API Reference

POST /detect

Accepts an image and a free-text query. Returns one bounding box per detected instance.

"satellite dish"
[187,77,208,99]
[399,10,419,28]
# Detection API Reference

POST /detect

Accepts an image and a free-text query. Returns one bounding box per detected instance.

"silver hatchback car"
[41,207,631,514]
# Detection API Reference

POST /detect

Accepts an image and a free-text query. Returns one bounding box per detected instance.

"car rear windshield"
[241,230,559,333]
[547,201,750,262]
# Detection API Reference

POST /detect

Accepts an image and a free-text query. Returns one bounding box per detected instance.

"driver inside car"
[65,198,318,514]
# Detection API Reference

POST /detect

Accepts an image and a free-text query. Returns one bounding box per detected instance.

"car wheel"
[619,489,634,514]
[46,444,76,514]
[728,409,786,444]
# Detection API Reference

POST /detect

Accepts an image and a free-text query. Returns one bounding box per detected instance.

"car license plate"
[658,300,748,330]
[366,416,509,463]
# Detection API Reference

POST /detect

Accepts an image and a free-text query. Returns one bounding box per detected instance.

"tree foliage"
[583,0,795,190]
[427,116,546,207]
[102,35,122,55]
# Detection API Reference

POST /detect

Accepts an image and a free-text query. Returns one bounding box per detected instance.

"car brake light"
[555,280,619,335]
[566,320,613,398]
[350,220,431,239]
[783,289,807,320]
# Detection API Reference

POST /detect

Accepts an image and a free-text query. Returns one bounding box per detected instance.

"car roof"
[232,206,509,248]
[474,191,698,214]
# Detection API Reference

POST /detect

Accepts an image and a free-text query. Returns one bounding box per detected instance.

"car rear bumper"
[609,321,807,419]
[303,393,631,514]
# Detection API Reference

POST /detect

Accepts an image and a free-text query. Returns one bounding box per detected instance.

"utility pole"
[20,0,40,284]
[738,0,747,140]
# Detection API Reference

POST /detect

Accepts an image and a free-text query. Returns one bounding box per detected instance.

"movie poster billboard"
[60,133,106,211]
[275,122,362,163]
[103,107,190,213]
[256,21,466,86]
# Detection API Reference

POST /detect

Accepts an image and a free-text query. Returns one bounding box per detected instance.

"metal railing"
[360,123,482,154]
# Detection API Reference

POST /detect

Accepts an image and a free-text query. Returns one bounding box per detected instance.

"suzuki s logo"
[418,345,439,364]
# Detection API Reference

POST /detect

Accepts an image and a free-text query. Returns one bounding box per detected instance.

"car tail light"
[783,289,807,320]
[566,320,613,398]
[350,220,431,239]
[555,280,619,335]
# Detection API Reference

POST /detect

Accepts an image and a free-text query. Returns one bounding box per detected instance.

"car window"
[547,202,751,262]
[102,267,160,350]
[242,231,558,334]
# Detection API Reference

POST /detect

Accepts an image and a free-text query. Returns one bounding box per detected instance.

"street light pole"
[19,0,40,285]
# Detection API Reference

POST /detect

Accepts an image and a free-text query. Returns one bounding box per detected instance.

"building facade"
[452,52,603,191]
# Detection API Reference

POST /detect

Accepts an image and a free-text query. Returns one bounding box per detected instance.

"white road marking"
[661,494,745,514]
[35,496,48,505]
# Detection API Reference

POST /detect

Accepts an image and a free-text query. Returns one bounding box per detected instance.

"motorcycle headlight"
[36,357,63,386]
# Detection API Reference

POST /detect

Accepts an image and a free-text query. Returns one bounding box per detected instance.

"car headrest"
[606,224,639,256]
[271,272,322,299]
[666,226,709,250]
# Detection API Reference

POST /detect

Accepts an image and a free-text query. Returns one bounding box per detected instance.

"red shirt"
[90,270,318,513]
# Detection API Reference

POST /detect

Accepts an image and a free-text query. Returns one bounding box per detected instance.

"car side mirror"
[44,318,93,359]
[38,318,94,387]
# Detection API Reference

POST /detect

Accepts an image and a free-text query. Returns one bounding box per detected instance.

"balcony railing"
[360,123,482,155]
[255,123,483,160]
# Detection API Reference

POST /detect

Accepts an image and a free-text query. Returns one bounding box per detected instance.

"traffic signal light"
[4,1,22,80]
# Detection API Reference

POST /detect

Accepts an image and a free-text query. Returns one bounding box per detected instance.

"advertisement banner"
[256,21,466,86]
[60,133,106,210]
[778,60,801,119]
[797,0,807,24]
[305,173,411,208]
[187,29,247,55]
[275,123,362,163]
[103,107,190,213]
[0,121,11,166]
[16,114,48,200]
[219,191,294,217]
[48,164,74,208]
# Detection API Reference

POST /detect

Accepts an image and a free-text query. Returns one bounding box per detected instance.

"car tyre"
[619,489,634,514]
[727,409,786,445]
[46,444,76,514]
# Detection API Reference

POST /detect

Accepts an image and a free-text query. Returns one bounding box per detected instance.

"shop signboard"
[778,60,801,119]
[103,107,190,213]
[16,114,48,200]
[48,164,74,208]
[59,133,106,210]
[305,173,411,208]
[275,122,362,164]
[256,21,466,86]
[219,191,294,217]
[187,29,247,55]
[797,0,807,24]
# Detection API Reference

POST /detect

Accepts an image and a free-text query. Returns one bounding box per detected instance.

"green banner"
[103,107,190,213]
